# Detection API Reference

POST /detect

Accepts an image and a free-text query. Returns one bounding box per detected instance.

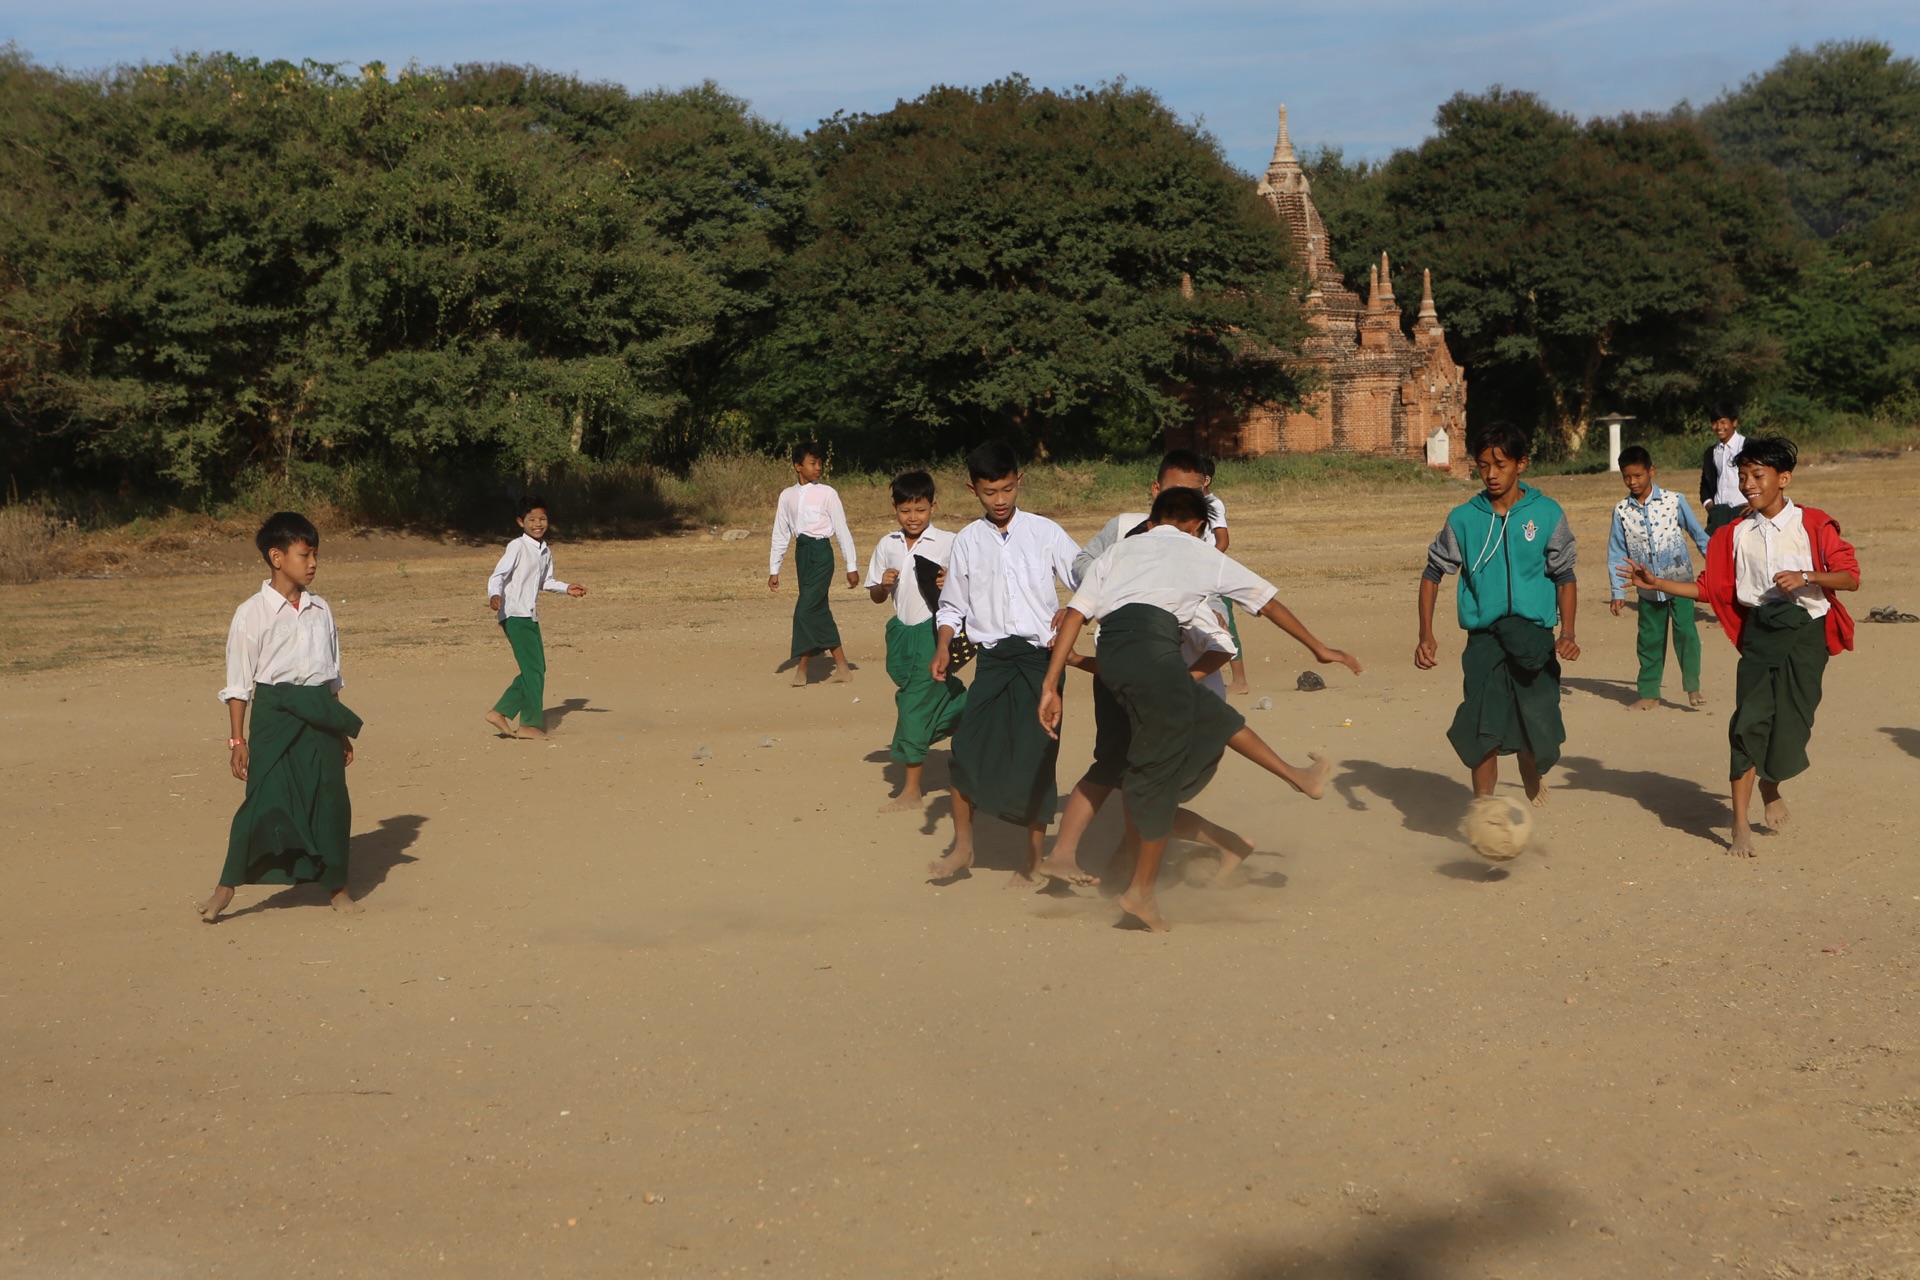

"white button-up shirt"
[865,526,954,627]
[487,535,572,622]
[1710,432,1747,508]
[219,582,342,703]
[1068,524,1277,622]
[1733,500,1828,618]
[936,509,1082,647]
[769,483,857,575]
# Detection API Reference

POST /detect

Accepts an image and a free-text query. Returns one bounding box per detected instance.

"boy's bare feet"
[1764,797,1791,831]
[483,710,514,736]
[1518,755,1549,808]
[197,886,234,924]
[1689,690,1707,707]
[1729,825,1757,857]
[791,659,810,687]
[516,724,548,740]
[1226,679,1251,697]
[830,665,854,684]
[1291,752,1332,800]
[1117,887,1170,932]
[1004,870,1045,891]
[331,888,363,915]
[927,842,973,880]
[1630,698,1659,711]
[878,791,925,813]
[1208,832,1257,882]
[1036,853,1099,887]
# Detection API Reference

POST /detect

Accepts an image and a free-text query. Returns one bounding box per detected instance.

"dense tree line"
[0,40,1915,500]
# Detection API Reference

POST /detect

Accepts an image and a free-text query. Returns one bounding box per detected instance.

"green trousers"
[493,617,547,729]
[1635,597,1702,699]
[885,617,967,764]
[1729,602,1828,783]
[1221,597,1244,659]
[222,683,362,890]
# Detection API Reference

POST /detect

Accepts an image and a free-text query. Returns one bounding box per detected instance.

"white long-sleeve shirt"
[488,534,571,622]
[769,483,857,575]
[1733,499,1829,619]
[936,509,1082,647]
[1068,524,1277,622]
[219,582,343,703]
[864,526,954,627]
[1709,432,1747,508]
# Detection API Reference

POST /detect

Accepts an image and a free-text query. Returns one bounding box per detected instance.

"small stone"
[721,529,751,542]
[1296,670,1326,692]
[851,697,860,704]
[643,1192,662,1204]
[758,736,774,748]
[692,746,712,760]
[1253,697,1273,711]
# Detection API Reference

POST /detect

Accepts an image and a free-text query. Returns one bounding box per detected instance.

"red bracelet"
[228,738,244,749]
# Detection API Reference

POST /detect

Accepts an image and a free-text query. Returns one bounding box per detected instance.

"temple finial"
[1418,268,1438,323]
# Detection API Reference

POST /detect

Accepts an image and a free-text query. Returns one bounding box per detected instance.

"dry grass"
[0,503,70,584]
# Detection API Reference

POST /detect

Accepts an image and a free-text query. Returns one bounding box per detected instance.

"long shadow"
[864,748,908,804]
[219,814,426,920]
[1557,754,1724,845]
[778,655,862,685]
[1211,1178,1575,1280]
[1884,727,1920,760]
[543,698,607,732]
[1559,675,1642,708]
[1334,760,1471,841]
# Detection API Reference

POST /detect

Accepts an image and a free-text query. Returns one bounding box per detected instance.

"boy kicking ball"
[484,495,588,740]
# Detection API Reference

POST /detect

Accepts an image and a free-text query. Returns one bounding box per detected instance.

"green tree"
[754,77,1314,462]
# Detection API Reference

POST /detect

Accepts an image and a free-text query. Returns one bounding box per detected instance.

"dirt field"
[5,456,1920,1279]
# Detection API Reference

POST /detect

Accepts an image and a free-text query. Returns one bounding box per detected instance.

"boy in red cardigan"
[1620,437,1859,856]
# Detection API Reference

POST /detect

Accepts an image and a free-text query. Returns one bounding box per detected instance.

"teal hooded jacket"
[1423,483,1577,631]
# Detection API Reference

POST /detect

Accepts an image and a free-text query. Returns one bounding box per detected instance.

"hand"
[1609,598,1625,617]
[1049,607,1069,636]
[567,583,587,598]
[1414,636,1438,670]
[342,737,355,767]
[934,568,947,590]
[767,574,779,592]
[230,743,249,781]
[1772,569,1811,593]
[1556,633,1581,662]
[845,570,859,588]
[881,568,900,588]
[1617,559,1659,594]
[929,649,950,682]
[488,594,503,611]
[1316,646,1364,675]
[1038,687,1063,740]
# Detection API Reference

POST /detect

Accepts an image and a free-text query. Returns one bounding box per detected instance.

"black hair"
[1200,453,1218,479]
[1708,400,1741,423]
[1157,448,1208,481]
[965,440,1020,483]
[1616,445,1653,471]
[1733,436,1797,474]
[792,440,826,466]
[516,493,549,519]
[1148,486,1210,527]
[255,511,320,565]
[1467,420,1531,463]
[889,470,936,506]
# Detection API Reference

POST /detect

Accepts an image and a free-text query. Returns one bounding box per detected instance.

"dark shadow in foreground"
[1557,754,1724,845]
[1334,760,1471,841]
[1559,675,1645,708]
[221,814,426,918]
[1883,727,1920,760]
[543,698,608,732]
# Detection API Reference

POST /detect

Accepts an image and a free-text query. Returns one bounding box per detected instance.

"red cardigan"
[1697,505,1858,656]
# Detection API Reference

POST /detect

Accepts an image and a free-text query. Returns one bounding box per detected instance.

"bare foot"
[483,710,514,736]
[1291,752,1332,800]
[197,886,234,924]
[1689,691,1707,708]
[1729,826,1757,857]
[1036,854,1099,887]
[791,660,810,688]
[1630,698,1659,711]
[927,843,974,880]
[516,724,549,740]
[878,792,925,814]
[1004,870,1045,891]
[830,665,854,684]
[1116,887,1170,932]
[1210,831,1257,883]
[1764,797,1791,831]
[1225,681,1252,697]
[330,888,363,915]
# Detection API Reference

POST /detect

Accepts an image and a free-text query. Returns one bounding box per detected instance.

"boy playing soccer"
[769,441,860,686]
[1621,437,1859,857]
[866,470,968,813]
[1416,422,1579,807]
[926,442,1082,887]
[1200,455,1252,696]
[1039,487,1360,930]
[199,512,363,923]
[484,495,589,740]
[1606,445,1710,710]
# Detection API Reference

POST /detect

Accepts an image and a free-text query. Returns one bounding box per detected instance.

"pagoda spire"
[1256,104,1311,197]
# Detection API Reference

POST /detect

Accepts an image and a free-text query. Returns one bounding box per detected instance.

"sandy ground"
[5,456,1920,1279]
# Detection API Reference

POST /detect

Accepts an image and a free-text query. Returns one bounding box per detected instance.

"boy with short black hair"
[866,470,968,813]
[1621,436,1859,857]
[1606,445,1710,710]
[1699,402,1748,534]
[926,441,1082,887]
[1416,421,1579,810]
[769,440,859,686]
[485,495,589,740]
[199,512,363,923]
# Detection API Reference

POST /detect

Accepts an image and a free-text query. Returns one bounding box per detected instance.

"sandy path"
[4,458,1920,1278]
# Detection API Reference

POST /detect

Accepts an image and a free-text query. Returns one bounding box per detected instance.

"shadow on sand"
[778,655,861,686]
[220,814,427,919]
[542,698,607,732]
[1558,675,1643,708]
[1883,726,1920,760]
[1333,760,1471,841]
[1556,754,1724,846]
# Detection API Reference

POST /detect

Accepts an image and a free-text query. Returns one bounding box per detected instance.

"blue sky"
[8,1,1917,173]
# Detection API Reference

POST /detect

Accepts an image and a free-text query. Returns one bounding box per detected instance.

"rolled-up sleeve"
[219,603,255,703]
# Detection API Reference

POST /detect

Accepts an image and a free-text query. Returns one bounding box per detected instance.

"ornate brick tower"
[1173,107,1468,472]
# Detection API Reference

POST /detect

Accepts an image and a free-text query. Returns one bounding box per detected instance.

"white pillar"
[1607,419,1622,471]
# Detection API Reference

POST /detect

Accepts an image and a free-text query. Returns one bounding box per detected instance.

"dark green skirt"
[1082,677,1131,790]
[949,637,1060,826]
[791,534,842,659]
[885,617,968,765]
[1730,601,1829,782]
[222,683,363,890]
[1097,604,1247,842]
[1446,616,1564,772]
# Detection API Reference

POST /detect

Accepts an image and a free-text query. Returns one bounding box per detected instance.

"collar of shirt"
[1754,498,1799,533]
[1716,433,1745,460]
[258,580,324,614]
[1625,485,1666,509]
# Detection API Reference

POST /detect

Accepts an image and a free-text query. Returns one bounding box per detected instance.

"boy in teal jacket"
[1416,422,1581,806]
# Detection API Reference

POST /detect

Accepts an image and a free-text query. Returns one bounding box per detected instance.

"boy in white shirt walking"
[769,441,859,686]
[926,442,1082,887]
[484,495,588,741]
[199,512,363,923]
[866,471,968,813]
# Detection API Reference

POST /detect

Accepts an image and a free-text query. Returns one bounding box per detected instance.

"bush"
[0,502,69,583]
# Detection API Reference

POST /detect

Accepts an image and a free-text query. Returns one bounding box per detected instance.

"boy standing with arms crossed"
[926,442,1082,887]
[200,512,363,923]
[1621,437,1859,857]
[485,495,589,740]
[1416,422,1579,809]
[866,470,968,813]
[769,441,859,686]
[1606,445,1710,710]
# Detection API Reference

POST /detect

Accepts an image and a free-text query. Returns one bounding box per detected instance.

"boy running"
[769,441,859,686]
[485,495,589,740]
[1606,445,1710,709]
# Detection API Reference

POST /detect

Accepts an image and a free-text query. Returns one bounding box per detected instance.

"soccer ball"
[1460,795,1533,861]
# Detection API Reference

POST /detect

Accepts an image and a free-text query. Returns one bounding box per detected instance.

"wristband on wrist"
[228,738,244,749]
